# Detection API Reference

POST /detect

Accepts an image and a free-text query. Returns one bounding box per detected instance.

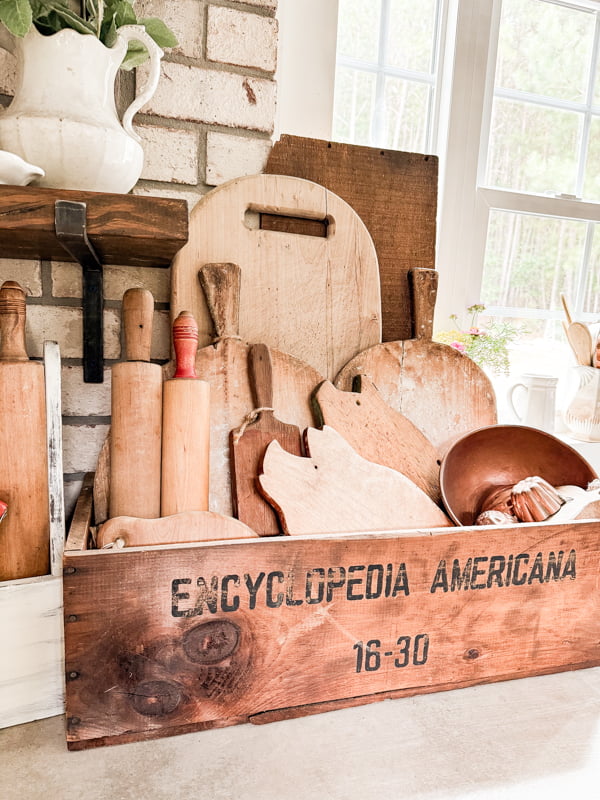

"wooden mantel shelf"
[0,185,189,267]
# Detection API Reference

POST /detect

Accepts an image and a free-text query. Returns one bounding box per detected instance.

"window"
[333,0,600,387]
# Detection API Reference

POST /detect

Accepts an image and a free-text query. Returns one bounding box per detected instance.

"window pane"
[583,225,600,315]
[382,77,429,152]
[486,98,582,194]
[386,0,437,73]
[482,211,587,311]
[333,66,377,145]
[582,116,600,202]
[496,0,594,103]
[337,0,382,63]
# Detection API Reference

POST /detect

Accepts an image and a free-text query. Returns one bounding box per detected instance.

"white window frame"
[275,0,600,329]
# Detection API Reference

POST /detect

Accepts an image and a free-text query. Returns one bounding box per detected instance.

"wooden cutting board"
[264,135,438,342]
[312,376,441,504]
[96,511,259,548]
[335,269,497,454]
[171,173,382,380]
[230,343,302,536]
[187,263,323,517]
[258,426,451,536]
[0,281,49,580]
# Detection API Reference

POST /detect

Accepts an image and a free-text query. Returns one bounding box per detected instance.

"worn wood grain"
[44,341,65,576]
[0,185,188,267]
[65,473,94,552]
[182,263,322,518]
[63,518,600,749]
[230,344,303,536]
[97,511,259,548]
[258,426,451,535]
[171,173,381,380]
[0,282,49,580]
[312,376,441,504]
[335,269,497,453]
[265,135,438,342]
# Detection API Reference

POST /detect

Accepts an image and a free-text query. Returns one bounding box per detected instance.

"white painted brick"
[140,61,276,134]
[51,261,171,303]
[62,365,112,417]
[0,49,15,96]
[133,183,205,211]
[206,131,271,185]
[0,259,42,296]
[133,0,202,59]
[207,6,278,73]
[26,306,120,359]
[62,423,110,474]
[136,124,199,185]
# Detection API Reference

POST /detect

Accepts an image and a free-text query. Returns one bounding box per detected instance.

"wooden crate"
[63,491,600,749]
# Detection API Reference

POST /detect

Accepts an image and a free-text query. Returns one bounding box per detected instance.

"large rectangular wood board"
[64,519,600,749]
[264,136,438,342]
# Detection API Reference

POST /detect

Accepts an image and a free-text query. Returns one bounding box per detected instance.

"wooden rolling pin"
[110,288,163,519]
[161,311,210,515]
[0,281,49,580]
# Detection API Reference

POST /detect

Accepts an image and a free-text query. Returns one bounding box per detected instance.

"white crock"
[0,25,163,193]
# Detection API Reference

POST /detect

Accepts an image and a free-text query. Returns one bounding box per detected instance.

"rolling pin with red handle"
[161,311,210,516]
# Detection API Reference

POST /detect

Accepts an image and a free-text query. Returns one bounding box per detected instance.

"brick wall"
[0,0,278,520]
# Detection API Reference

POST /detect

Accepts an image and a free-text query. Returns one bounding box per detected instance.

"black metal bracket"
[54,201,104,383]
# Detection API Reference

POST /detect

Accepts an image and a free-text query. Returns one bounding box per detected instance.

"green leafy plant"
[435,304,523,375]
[0,0,177,69]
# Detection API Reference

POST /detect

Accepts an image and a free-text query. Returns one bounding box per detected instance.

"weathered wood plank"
[0,574,64,728]
[63,520,600,748]
[65,473,94,552]
[265,135,438,342]
[44,341,65,576]
[0,185,188,267]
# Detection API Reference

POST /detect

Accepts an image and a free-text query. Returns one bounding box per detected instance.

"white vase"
[0,25,163,193]
[563,366,600,442]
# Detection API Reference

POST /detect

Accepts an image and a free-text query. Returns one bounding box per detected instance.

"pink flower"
[450,341,466,352]
[468,327,483,335]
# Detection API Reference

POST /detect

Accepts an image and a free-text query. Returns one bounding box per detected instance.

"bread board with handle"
[188,262,323,517]
[335,268,497,453]
[230,343,303,536]
[0,281,49,581]
[171,173,382,380]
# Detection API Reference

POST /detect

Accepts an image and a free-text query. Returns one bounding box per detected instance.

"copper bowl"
[439,425,597,525]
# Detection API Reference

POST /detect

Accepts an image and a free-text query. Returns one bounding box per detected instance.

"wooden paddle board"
[258,426,452,536]
[188,262,323,518]
[335,269,497,453]
[110,288,162,519]
[230,343,302,536]
[0,281,49,580]
[312,375,441,504]
[171,173,382,380]
[96,511,259,548]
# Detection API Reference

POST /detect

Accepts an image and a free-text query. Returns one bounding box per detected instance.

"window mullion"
[371,0,390,147]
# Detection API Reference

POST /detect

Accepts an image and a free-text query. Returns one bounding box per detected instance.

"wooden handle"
[409,268,438,341]
[122,288,154,361]
[172,311,198,378]
[249,343,274,411]
[0,281,28,361]
[198,262,241,339]
[560,293,573,327]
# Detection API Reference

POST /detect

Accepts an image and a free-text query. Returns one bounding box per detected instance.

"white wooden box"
[0,342,65,729]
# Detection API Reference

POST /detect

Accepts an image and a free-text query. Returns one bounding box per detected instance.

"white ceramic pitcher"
[508,373,558,432]
[0,25,163,193]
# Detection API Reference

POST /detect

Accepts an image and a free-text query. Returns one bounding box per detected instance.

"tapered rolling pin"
[110,288,162,519]
[161,311,210,515]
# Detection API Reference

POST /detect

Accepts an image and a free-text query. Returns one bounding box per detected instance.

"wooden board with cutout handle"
[230,343,303,536]
[109,288,162,519]
[0,280,49,580]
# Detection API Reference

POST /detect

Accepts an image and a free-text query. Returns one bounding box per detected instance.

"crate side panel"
[63,522,600,747]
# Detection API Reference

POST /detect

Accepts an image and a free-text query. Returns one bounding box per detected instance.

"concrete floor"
[2,668,600,799]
